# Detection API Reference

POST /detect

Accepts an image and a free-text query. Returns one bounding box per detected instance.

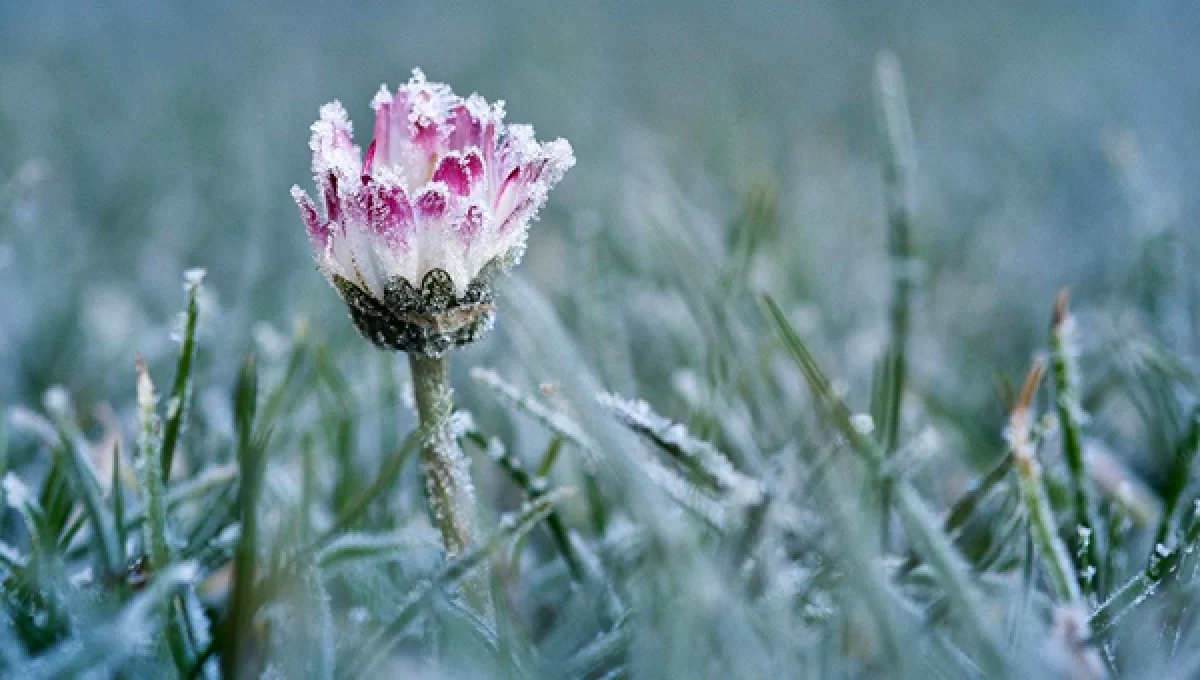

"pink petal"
[494,166,520,209]
[309,101,360,176]
[432,154,471,196]
[291,186,328,248]
[497,197,535,234]
[455,205,485,245]
[446,103,482,151]
[371,91,393,167]
[463,149,484,186]
[321,172,341,223]
[482,121,498,178]
[369,183,414,247]
[340,179,370,233]
[415,185,448,219]
[410,117,441,155]
[363,140,378,175]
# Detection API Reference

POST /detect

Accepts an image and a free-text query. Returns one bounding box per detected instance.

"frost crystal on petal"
[293,70,573,354]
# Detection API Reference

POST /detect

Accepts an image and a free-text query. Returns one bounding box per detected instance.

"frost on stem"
[408,353,492,620]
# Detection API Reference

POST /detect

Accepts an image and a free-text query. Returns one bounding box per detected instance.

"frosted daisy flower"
[292,69,575,355]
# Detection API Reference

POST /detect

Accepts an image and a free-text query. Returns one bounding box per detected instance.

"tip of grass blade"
[1052,288,1071,329]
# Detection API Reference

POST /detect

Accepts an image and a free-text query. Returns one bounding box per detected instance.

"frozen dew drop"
[850,413,875,436]
[42,385,72,419]
[183,267,207,287]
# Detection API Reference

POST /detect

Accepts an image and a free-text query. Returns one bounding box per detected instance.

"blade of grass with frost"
[820,462,919,672]
[596,391,758,499]
[1050,291,1099,596]
[0,540,42,655]
[721,177,779,292]
[562,619,630,679]
[257,324,312,433]
[874,52,916,449]
[5,473,52,556]
[161,270,203,482]
[315,528,440,570]
[1009,359,1082,604]
[248,431,419,614]
[40,455,76,547]
[538,436,564,478]
[49,420,118,578]
[466,430,583,580]
[300,433,316,540]
[875,51,918,549]
[61,463,239,564]
[220,355,266,680]
[346,489,573,679]
[313,430,418,546]
[378,351,400,464]
[942,453,1014,541]
[486,560,543,679]
[638,457,729,531]
[1154,407,1200,550]
[972,498,1029,573]
[473,363,729,530]
[135,358,169,572]
[433,592,502,653]
[13,562,199,680]
[593,391,767,536]
[763,295,1006,672]
[111,441,126,590]
[314,344,354,417]
[1090,500,1200,638]
[471,367,601,463]
[135,356,194,673]
[0,410,7,480]
[180,480,237,563]
[0,539,26,575]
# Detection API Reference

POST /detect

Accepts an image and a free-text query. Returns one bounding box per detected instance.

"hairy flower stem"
[409,353,493,619]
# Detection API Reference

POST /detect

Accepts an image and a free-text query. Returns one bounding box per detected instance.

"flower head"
[292,69,574,355]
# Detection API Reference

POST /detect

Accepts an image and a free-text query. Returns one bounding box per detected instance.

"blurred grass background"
[3,0,1197,406]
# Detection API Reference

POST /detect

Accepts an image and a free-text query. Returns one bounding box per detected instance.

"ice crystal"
[850,413,876,436]
[596,390,759,503]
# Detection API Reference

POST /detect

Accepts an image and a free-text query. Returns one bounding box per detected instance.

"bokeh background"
[3,0,1198,408]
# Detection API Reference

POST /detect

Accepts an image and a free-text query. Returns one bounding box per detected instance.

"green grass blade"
[467,430,583,580]
[161,270,203,482]
[220,354,266,680]
[345,489,573,679]
[1049,291,1099,595]
[112,440,127,578]
[135,356,193,673]
[762,294,1007,672]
